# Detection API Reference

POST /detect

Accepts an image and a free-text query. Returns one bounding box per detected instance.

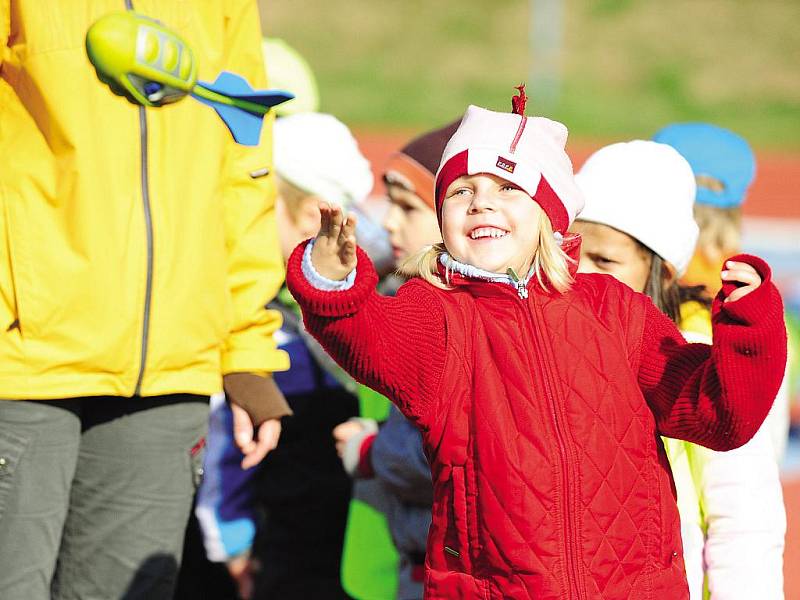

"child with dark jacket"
[334,122,457,599]
[196,113,376,599]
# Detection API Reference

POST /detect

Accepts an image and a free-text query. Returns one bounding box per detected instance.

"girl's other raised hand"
[721,260,762,303]
[310,202,358,281]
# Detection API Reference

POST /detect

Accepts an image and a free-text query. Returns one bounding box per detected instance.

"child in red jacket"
[286,88,787,600]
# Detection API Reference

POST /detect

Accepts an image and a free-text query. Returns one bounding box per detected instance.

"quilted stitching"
[542,291,657,596]
[289,246,786,600]
[429,279,683,599]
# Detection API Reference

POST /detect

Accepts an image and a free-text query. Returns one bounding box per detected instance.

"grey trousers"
[0,395,208,600]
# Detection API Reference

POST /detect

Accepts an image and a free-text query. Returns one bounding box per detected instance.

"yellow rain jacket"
[0,0,289,399]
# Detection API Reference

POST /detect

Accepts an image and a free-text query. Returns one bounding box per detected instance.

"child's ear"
[297,195,325,238]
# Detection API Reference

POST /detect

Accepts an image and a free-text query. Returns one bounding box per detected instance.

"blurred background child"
[653,123,796,460]
[572,139,786,600]
[194,112,374,600]
[333,121,458,600]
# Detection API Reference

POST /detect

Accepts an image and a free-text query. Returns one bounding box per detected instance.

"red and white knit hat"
[434,87,584,234]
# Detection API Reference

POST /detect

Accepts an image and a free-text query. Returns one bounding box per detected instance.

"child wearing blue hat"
[652,123,756,293]
[654,123,792,456]
[654,123,792,600]
[574,137,786,600]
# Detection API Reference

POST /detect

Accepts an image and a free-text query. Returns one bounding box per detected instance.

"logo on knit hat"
[496,156,516,174]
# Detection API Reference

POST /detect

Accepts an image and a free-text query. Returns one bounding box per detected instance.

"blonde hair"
[693,203,741,265]
[398,211,574,293]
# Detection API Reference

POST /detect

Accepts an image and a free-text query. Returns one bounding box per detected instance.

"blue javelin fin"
[193,71,294,146]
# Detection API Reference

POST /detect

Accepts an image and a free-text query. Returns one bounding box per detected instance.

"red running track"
[355,130,800,220]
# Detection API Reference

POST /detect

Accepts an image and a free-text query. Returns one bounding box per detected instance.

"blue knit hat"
[652,123,755,208]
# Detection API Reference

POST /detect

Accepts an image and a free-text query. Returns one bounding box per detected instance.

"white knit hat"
[575,140,699,275]
[273,113,373,209]
[434,101,584,233]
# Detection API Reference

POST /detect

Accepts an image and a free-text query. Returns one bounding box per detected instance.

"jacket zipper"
[506,268,529,299]
[520,290,584,598]
[127,0,154,396]
[133,104,154,396]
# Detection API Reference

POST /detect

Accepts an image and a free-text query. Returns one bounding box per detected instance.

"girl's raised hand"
[310,201,358,281]
[721,260,762,303]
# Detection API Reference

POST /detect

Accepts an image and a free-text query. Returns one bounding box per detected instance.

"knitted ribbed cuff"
[287,240,379,318]
[714,254,783,326]
[301,239,357,291]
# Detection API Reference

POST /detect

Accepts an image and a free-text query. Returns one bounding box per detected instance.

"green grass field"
[259,0,800,148]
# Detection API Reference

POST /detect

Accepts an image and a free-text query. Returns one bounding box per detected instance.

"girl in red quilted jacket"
[285,88,787,600]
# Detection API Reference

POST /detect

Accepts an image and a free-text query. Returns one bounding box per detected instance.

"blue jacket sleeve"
[370,406,433,506]
[195,394,258,562]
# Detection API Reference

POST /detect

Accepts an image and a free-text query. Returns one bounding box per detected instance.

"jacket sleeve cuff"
[287,240,380,318]
[357,434,377,479]
[713,254,782,325]
[340,418,379,478]
[223,373,293,425]
[221,347,290,375]
[301,239,357,290]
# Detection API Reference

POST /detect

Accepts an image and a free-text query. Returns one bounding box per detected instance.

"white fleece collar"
[439,253,534,298]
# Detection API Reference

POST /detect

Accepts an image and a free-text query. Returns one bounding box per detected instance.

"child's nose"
[382,204,401,232]
[468,192,495,213]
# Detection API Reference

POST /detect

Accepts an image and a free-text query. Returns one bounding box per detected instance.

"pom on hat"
[273,113,373,209]
[383,120,460,210]
[511,84,527,116]
[434,88,583,234]
[653,122,755,209]
[575,140,699,276]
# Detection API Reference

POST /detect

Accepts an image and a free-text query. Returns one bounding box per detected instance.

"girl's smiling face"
[441,173,542,275]
[571,220,651,292]
[382,175,442,264]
